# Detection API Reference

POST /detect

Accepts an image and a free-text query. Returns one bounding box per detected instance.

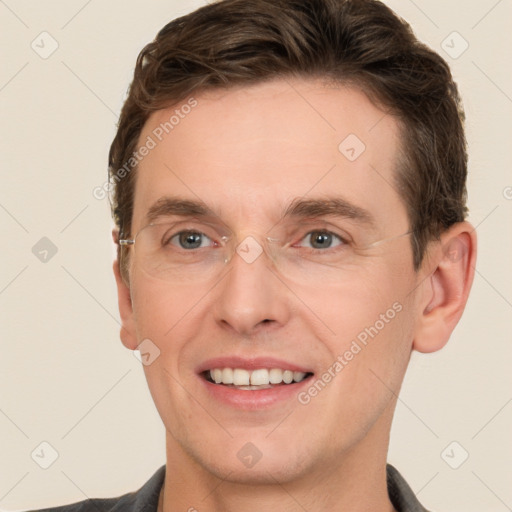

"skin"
[113,79,476,512]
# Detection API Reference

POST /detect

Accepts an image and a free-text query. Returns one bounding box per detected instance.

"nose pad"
[220,235,232,265]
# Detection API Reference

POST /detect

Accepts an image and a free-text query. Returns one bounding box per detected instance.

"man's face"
[118,79,426,483]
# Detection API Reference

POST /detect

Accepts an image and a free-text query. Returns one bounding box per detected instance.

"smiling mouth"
[203,367,314,390]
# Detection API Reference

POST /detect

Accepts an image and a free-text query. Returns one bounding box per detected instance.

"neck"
[159,406,397,512]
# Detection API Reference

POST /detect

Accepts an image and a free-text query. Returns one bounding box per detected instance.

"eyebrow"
[145,197,214,224]
[144,195,375,227]
[283,197,375,226]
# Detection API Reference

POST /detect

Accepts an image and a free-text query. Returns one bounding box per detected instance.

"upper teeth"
[209,368,308,386]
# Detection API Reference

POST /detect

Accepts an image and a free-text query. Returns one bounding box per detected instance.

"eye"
[298,230,345,250]
[168,231,213,250]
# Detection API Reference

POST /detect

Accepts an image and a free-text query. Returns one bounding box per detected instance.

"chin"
[206,457,310,485]
[185,437,317,485]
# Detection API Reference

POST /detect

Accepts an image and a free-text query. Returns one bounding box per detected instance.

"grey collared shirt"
[28,464,430,512]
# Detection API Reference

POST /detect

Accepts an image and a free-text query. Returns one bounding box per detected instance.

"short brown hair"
[109,0,467,280]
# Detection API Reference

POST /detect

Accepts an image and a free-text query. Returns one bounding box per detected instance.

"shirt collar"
[128,464,429,512]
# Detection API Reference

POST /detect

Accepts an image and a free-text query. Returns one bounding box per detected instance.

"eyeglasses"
[119,218,412,284]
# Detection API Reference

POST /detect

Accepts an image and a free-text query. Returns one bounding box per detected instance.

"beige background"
[0,0,511,511]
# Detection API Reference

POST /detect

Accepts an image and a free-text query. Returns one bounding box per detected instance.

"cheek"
[129,274,219,391]
[305,260,413,338]
[129,277,210,427]
[307,262,416,402]
[130,275,205,340]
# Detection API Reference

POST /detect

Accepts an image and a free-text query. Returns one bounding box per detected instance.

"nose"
[212,239,292,337]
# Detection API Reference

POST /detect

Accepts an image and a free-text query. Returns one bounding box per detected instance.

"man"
[32,0,476,510]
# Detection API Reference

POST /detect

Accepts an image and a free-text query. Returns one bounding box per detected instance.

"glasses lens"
[134,221,229,280]
[131,220,410,283]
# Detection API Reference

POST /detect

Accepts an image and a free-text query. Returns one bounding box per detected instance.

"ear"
[413,222,477,353]
[112,229,139,350]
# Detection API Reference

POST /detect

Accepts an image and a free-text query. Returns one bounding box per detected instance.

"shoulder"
[18,465,166,512]
[22,494,134,512]
[387,464,432,512]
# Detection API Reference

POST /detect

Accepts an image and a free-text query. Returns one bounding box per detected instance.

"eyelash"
[166,229,349,252]
[294,230,348,251]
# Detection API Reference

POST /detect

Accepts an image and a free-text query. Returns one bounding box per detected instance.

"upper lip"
[196,356,314,374]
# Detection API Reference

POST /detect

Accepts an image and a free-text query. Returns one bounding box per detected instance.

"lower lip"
[199,375,313,410]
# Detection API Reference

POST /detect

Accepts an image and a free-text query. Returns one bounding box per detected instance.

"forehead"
[132,79,408,233]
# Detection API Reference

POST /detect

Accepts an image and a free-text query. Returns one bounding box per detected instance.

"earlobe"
[413,222,477,353]
[112,230,139,350]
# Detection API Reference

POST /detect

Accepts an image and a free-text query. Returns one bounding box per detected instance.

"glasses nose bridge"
[223,231,282,267]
